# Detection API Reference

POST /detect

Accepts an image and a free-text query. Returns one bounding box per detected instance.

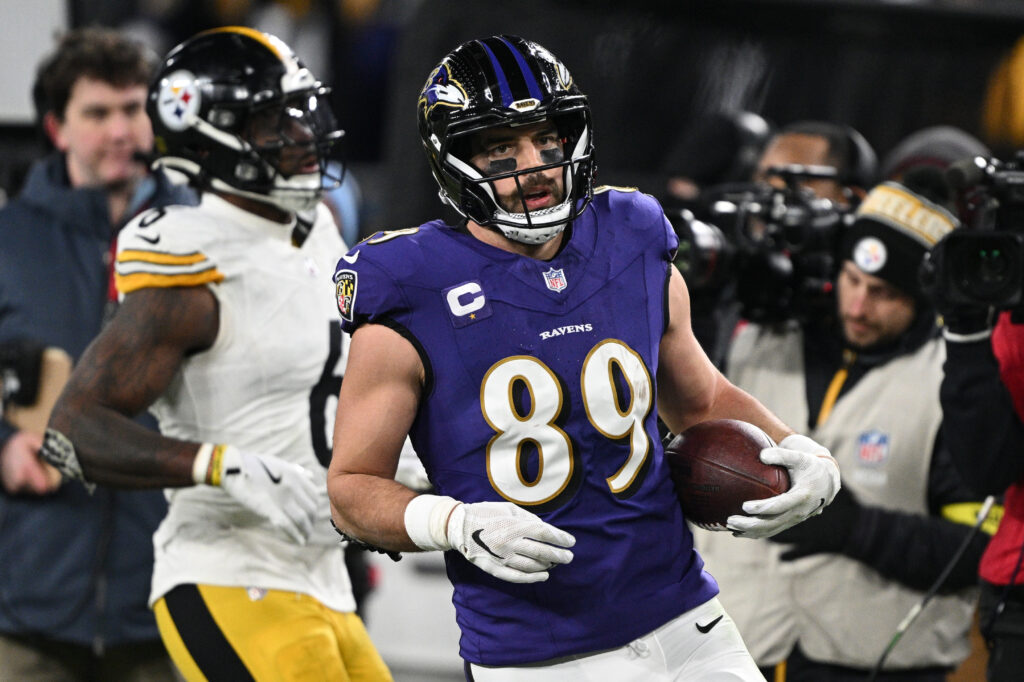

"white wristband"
[943,327,993,343]
[404,494,461,551]
[192,443,215,485]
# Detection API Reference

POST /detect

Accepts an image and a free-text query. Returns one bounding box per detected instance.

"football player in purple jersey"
[327,35,841,681]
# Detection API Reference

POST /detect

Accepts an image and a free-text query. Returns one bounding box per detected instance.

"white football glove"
[194,444,319,544]
[404,495,575,583]
[726,434,841,539]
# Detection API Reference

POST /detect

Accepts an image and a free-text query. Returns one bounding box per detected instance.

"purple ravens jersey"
[335,188,718,665]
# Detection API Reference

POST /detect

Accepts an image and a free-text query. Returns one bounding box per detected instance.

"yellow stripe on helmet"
[196,26,284,60]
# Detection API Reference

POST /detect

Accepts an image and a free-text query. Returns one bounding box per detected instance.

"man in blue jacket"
[0,27,193,680]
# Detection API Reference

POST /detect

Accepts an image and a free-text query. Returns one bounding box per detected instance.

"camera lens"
[975,248,1008,282]
[669,210,735,291]
[949,234,1022,303]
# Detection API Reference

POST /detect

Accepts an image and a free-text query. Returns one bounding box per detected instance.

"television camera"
[0,338,44,411]
[922,152,1024,311]
[669,164,851,325]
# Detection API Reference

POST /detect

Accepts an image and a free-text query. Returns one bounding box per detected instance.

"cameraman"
[755,120,877,208]
[939,272,1024,680]
[695,172,991,681]
[690,121,877,366]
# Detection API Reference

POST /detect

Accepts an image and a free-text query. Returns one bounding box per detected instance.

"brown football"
[665,419,790,530]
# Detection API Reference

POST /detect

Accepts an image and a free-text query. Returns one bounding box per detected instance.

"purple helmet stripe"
[479,41,514,106]
[497,36,543,102]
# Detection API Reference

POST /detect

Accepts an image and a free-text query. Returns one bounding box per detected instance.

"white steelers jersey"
[115,193,354,612]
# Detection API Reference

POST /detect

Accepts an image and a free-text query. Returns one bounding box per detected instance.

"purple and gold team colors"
[335,188,718,665]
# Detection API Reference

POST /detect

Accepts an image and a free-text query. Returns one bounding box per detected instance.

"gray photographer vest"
[694,322,975,669]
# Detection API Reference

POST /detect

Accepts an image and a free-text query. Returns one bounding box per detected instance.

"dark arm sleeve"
[0,418,14,450]
[842,430,990,593]
[0,272,25,453]
[941,338,1024,495]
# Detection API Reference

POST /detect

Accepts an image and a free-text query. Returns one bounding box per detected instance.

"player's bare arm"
[328,322,424,551]
[657,265,839,536]
[48,285,218,487]
[657,265,793,443]
[329,320,575,582]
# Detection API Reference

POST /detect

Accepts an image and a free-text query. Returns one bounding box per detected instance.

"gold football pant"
[153,584,392,682]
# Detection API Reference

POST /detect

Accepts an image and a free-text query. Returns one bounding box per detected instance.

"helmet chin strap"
[493,199,572,244]
[496,222,567,244]
[267,170,323,212]
[209,174,323,213]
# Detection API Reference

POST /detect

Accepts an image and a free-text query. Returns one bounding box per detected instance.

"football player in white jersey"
[45,27,392,682]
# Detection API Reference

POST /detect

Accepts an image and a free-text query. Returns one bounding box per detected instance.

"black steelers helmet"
[417,35,595,244]
[148,26,343,213]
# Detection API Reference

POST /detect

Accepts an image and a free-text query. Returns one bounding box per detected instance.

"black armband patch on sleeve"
[40,428,94,494]
[330,518,402,562]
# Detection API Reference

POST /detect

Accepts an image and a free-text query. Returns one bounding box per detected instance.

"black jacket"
[0,153,194,646]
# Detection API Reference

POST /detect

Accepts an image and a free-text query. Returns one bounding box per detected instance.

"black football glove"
[941,304,994,338]
[767,486,861,560]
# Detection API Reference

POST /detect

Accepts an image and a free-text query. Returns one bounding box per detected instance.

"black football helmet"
[148,26,343,213]
[417,35,595,244]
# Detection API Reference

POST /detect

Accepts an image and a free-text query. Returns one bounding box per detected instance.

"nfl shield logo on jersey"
[543,267,567,292]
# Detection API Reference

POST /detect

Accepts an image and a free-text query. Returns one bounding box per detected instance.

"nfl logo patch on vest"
[856,430,890,466]
[543,267,567,292]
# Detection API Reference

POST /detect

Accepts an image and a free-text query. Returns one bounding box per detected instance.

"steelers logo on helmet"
[853,236,887,273]
[156,70,201,132]
[145,28,345,214]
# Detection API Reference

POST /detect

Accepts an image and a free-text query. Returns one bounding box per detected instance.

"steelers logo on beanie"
[841,182,958,299]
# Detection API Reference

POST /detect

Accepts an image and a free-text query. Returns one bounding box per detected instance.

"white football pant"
[467,596,765,681]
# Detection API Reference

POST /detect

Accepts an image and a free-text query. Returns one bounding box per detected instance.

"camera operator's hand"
[767,486,861,559]
[930,263,993,339]
[941,305,994,341]
[922,240,994,342]
[1,430,61,495]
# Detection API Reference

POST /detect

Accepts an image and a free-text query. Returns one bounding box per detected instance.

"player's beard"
[496,173,565,214]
